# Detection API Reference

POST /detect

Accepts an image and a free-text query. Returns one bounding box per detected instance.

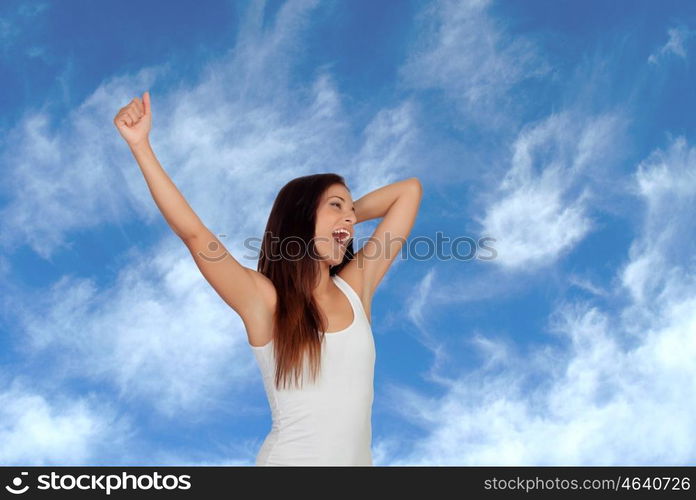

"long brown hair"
[257,173,355,390]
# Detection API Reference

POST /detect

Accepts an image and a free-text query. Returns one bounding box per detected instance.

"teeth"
[332,229,350,244]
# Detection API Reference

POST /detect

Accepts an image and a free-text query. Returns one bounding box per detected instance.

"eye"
[331,201,341,208]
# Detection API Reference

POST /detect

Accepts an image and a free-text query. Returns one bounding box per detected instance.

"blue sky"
[1,0,695,465]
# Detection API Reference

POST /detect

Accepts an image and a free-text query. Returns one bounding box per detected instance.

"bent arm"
[353,177,423,297]
[129,139,204,240]
[353,177,420,223]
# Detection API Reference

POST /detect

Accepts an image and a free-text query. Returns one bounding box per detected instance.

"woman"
[114,91,423,466]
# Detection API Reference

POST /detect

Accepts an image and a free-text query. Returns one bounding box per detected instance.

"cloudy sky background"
[1,0,695,465]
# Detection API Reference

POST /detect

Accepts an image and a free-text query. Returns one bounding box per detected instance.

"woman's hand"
[114,91,152,148]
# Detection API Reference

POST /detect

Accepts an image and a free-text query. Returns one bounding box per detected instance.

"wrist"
[128,137,151,153]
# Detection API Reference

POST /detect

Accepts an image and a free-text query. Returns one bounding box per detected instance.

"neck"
[313,262,335,299]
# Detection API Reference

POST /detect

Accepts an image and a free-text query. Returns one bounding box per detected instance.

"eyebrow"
[330,195,355,211]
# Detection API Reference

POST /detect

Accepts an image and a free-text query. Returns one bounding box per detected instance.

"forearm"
[129,139,204,240]
[353,177,422,223]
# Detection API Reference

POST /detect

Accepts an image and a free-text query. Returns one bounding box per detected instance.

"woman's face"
[314,183,356,267]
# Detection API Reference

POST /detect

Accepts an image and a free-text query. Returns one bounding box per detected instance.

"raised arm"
[113,92,269,322]
[351,177,423,299]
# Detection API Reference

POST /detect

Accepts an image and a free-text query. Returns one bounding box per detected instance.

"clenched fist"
[114,91,152,147]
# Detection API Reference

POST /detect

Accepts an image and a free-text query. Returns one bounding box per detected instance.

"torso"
[250,271,376,465]
[245,265,372,348]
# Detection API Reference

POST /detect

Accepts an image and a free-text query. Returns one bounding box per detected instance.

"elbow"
[407,177,423,196]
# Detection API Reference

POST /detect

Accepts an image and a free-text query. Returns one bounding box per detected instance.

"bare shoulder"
[243,270,278,347]
[337,262,372,324]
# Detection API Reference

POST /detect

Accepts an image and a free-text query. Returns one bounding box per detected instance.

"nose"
[345,211,356,225]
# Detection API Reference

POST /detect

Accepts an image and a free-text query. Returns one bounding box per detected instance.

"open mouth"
[332,228,351,246]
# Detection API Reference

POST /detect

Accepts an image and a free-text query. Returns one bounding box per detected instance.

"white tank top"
[249,274,376,466]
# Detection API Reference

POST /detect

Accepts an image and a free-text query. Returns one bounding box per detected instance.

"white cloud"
[621,136,696,307]
[473,111,625,271]
[403,268,450,379]
[648,26,695,65]
[0,375,132,465]
[399,0,551,130]
[566,273,609,298]
[377,136,696,465]
[351,100,420,196]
